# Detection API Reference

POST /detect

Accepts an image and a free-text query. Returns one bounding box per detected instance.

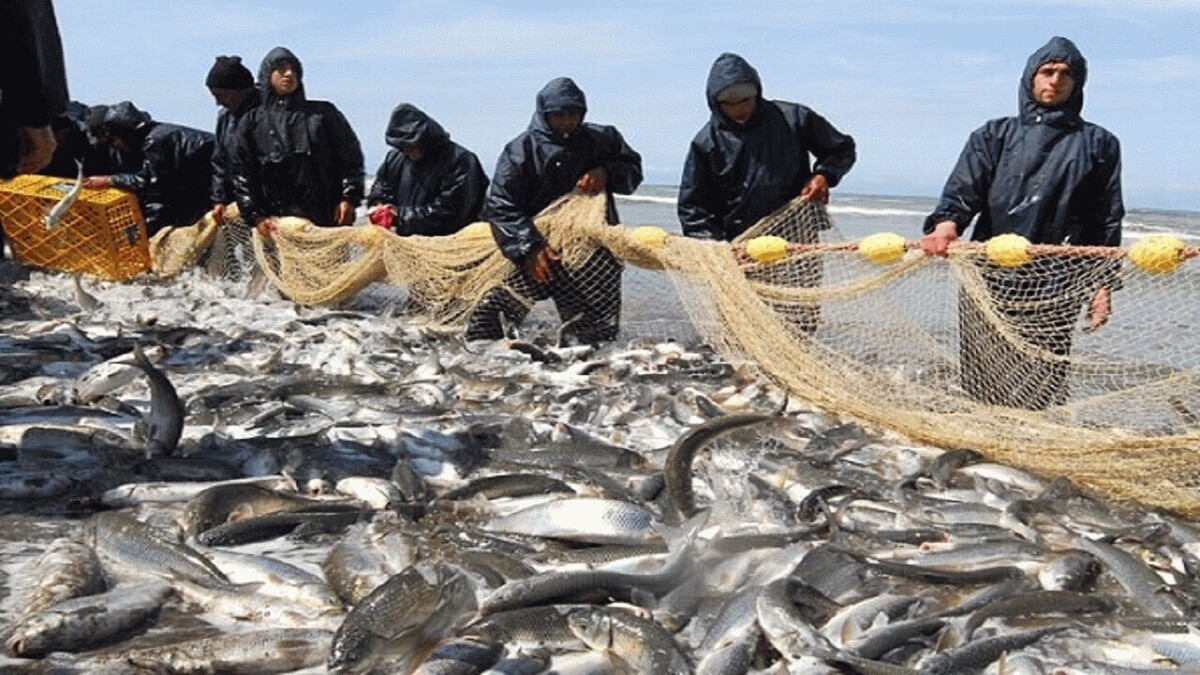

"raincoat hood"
[101,101,153,142]
[705,53,763,124]
[258,46,305,102]
[384,104,448,154]
[531,77,588,137]
[1020,36,1087,126]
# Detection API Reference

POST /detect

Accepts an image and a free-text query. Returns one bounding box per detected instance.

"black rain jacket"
[485,77,643,263]
[678,53,857,241]
[367,104,488,236]
[0,0,69,177]
[42,101,124,178]
[232,47,364,226]
[211,89,260,206]
[924,36,1122,250]
[104,102,215,235]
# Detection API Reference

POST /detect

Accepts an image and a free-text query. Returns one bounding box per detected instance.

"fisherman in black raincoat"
[0,0,68,260]
[920,36,1123,410]
[465,77,643,343]
[679,53,856,333]
[205,56,259,227]
[83,101,215,236]
[41,101,121,178]
[366,103,487,236]
[232,47,364,229]
[0,0,68,179]
[678,52,856,242]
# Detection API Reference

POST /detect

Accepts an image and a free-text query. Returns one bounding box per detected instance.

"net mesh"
[148,194,1200,516]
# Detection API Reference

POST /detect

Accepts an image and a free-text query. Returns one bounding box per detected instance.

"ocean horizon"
[616,184,1200,243]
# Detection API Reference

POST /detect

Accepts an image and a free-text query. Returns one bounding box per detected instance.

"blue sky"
[55,0,1200,211]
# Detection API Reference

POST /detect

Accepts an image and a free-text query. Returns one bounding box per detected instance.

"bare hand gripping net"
[149,194,1200,516]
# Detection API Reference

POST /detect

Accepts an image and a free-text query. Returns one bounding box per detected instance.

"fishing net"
[148,194,1200,516]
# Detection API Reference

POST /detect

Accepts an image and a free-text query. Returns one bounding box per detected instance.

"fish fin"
[226,503,255,522]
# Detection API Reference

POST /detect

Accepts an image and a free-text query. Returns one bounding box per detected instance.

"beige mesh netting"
[151,193,1200,516]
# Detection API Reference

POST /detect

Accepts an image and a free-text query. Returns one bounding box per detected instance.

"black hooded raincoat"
[678,53,857,241]
[232,48,364,226]
[367,104,488,236]
[924,37,1123,248]
[926,37,1123,411]
[104,102,215,235]
[0,0,68,178]
[485,77,643,263]
[211,88,260,208]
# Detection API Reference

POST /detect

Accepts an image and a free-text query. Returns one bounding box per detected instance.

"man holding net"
[678,53,856,335]
[677,52,856,242]
[366,103,488,237]
[232,47,364,230]
[465,77,643,343]
[920,36,1123,410]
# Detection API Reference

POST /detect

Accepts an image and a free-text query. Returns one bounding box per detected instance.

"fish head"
[566,607,614,650]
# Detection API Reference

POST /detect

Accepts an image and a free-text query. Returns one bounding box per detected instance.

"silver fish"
[567,605,690,675]
[90,511,229,588]
[328,563,476,674]
[71,273,100,312]
[131,343,184,458]
[43,160,84,230]
[6,580,171,657]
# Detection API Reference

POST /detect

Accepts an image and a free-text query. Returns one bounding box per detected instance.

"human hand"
[211,204,226,226]
[82,176,113,189]
[334,200,355,227]
[799,174,830,204]
[576,167,608,194]
[16,125,56,174]
[1084,288,1111,332]
[524,245,561,284]
[919,221,959,257]
[255,216,278,237]
[368,204,396,230]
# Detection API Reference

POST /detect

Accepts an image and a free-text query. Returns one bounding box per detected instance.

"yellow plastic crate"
[0,174,149,281]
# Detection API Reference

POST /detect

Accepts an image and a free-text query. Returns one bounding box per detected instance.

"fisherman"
[465,77,643,343]
[1,0,69,260]
[40,101,120,179]
[678,53,856,334]
[204,56,259,228]
[0,0,68,179]
[366,103,488,236]
[678,52,856,242]
[232,47,364,230]
[920,36,1123,410]
[82,101,215,236]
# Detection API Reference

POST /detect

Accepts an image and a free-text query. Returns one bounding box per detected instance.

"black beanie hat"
[205,55,254,90]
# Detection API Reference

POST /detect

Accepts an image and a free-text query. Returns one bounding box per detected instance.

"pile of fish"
[1,263,1200,674]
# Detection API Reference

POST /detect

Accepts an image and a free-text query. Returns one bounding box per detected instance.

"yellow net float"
[858,232,907,264]
[986,233,1032,267]
[457,221,493,240]
[630,226,669,249]
[356,224,387,246]
[745,235,790,264]
[1129,235,1186,274]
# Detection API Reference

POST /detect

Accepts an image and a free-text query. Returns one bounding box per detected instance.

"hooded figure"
[921,36,1123,411]
[678,53,857,241]
[465,77,643,343]
[366,104,488,236]
[41,100,125,178]
[924,37,1122,248]
[99,101,215,236]
[206,55,260,220]
[484,77,643,262]
[232,47,364,227]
